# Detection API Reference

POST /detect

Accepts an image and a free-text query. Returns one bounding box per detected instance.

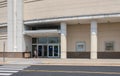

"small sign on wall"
[76,41,86,52]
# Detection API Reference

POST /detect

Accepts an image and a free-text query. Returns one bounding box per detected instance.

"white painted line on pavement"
[0,70,18,73]
[0,68,23,70]
[2,65,30,68]
[0,67,24,70]
[0,73,12,76]
[0,66,25,68]
[0,66,28,69]
[0,65,30,76]
[1,65,29,67]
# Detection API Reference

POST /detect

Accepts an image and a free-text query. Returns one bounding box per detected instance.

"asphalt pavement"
[11,65,120,76]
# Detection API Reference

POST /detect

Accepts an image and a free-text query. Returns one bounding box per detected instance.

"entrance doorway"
[37,44,60,58]
[32,37,60,58]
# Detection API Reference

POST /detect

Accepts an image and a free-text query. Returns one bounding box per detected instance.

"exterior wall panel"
[24,0,120,20]
[98,52,120,59]
[98,22,120,52]
[67,24,90,52]
[0,7,7,23]
[67,52,90,58]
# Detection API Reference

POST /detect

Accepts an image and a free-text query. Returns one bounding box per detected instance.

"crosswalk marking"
[0,73,12,76]
[0,66,29,68]
[0,70,18,73]
[0,65,30,76]
[0,68,23,70]
[0,67,27,70]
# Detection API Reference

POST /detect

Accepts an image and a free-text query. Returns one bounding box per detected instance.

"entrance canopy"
[24,13,120,25]
[23,29,60,37]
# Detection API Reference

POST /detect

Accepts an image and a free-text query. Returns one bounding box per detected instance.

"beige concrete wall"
[0,7,7,23]
[67,24,90,52]
[98,22,120,52]
[23,35,32,52]
[24,0,120,20]
[0,0,120,22]
[0,0,7,23]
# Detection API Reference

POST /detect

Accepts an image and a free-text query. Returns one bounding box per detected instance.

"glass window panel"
[38,37,47,44]
[54,45,58,56]
[49,45,53,56]
[48,37,59,43]
[32,45,37,57]
[38,46,42,56]
[44,45,47,56]
[32,38,37,44]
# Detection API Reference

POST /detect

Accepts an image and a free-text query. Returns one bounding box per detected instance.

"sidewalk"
[0,58,120,66]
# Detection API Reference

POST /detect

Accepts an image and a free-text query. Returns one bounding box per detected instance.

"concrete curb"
[0,58,120,66]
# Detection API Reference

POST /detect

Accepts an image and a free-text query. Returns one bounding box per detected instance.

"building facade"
[0,0,120,59]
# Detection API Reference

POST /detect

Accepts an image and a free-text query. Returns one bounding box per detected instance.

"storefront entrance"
[32,37,60,58]
[38,44,59,57]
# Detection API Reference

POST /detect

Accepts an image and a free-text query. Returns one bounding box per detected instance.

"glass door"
[48,44,59,57]
[54,45,59,57]
[38,45,47,57]
[38,45,42,57]
[48,45,53,57]
[43,45,47,57]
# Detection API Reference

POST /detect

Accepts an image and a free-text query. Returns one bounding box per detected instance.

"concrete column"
[60,22,67,59]
[13,0,17,52]
[16,0,24,52]
[7,0,23,52]
[7,0,14,52]
[90,20,98,59]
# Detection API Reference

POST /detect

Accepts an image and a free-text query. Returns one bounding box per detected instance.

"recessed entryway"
[32,37,60,58]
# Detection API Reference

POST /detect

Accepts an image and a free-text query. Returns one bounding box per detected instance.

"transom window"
[32,38,37,44]
[48,37,59,43]
[38,37,47,44]
[32,37,60,44]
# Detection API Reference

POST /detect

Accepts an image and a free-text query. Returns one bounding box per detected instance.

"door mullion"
[53,45,54,57]
[57,44,59,57]
[42,45,43,57]
[47,45,49,57]
[37,45,38,57]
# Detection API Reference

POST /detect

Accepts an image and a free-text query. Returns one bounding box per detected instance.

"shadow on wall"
[24,0,43,3]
